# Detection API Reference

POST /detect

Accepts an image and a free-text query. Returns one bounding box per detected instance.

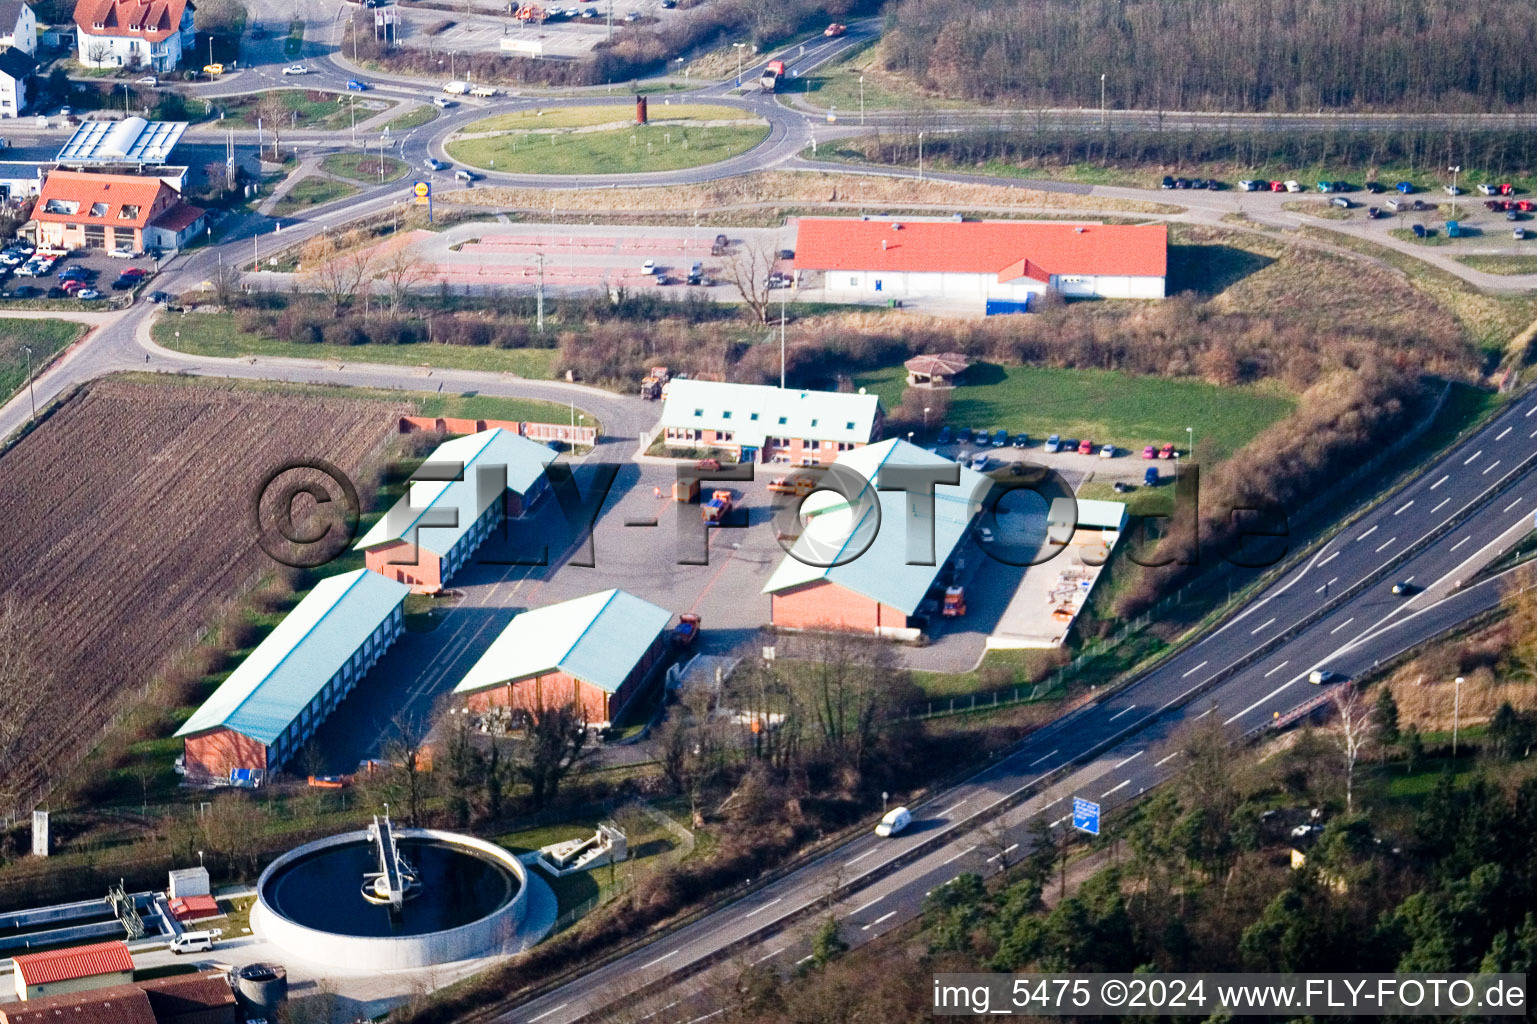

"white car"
[134,75,158,86]
[1237,179,1259,191]
[1099,444,1115,459]
[1478,183,1498,196]
[282,65,309,75]
[1443,184,1462,196]
[108,247,138,259]
[433,96,454,108]
[642,259,657,275]
[874,806,911,837]
[1284,180,1302,192]
[977,527,995,543]
[969,453,989,471]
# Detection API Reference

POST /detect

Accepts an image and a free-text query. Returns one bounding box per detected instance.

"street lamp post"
[1448,165,1461,219]
[733,42,745,87]
[20,344,34,421]
[1100,72,1106,127]
[1453,675,1465,755]
[859,74,865,125]
[923,405,931,435]
[918,131,925,182]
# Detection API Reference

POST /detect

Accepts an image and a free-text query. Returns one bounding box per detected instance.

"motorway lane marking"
[641,950,680,970]
[744,897,784,917]
[987,845,1019,863]
[845,849,878,866]
[941,845,977,866]
[941,799,969,814]
[1527,404,1537,416]
[1507,498,1525,513]
[753,948,786,965]
[685,1011,724,1024]
[1375,536,1396,553]
[795,954,814,965]
[1358,525,1378,541]
[1465,449,1483,465]
[1264,660,1290,677]
[1101,780,1130,798]
[1431,497,1450,513]
[1394,500,1415,515]
[1225,676,1300,725]
[1329,616,1355,634]
[1049,817,1066,827]
[1484,459,1502,474]
[1155,752,1180,766]
[527,1005,568,1023]
[1195,706,1217,720]
[850,895,884,915]
[1315,576,1338,593]
[1318,551,1339,568]
[1431,474,1449,490]
[1108,704,1136,721]
[1182,660,1208,678]
[1114,750,1144,769]
[1451,536,1470,551]
[639,1002,679,1021]
[1027,749,1059,767]
[1530,428,1537,439]
[1497,427,1513,441]
[1250,616,1276,634]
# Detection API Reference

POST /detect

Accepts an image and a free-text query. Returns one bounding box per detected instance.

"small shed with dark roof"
[904,352,970,388]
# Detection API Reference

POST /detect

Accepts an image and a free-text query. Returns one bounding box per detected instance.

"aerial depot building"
[793,218,1168,308]
[31,169,204,254]
[763,439,992,637]
[10,941,134,1001]
[355,428,556,593]
[174,569,410,780]
[657,380,883,465]
[0,969,238,1024]
[454,589,672,726]
[72,0,195,72]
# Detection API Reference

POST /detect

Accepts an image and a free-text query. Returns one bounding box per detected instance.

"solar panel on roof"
[55,118,187,165]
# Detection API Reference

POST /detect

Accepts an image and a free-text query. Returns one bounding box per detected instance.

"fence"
[399,416,598,447]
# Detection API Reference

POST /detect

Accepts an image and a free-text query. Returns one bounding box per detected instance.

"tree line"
[882,0,1537,111]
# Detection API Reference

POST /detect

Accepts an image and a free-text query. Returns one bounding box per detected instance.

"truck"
[759,60,785,92]
[767,474,815,496]
[702,489,734,524]
[442,80,470,95]
[672,477,700,502]
[469,85,498,97]
[671,613,700,647]
[941,586,966,617]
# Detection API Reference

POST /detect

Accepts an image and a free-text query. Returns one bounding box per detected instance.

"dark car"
[1509,210,1521,221]
[778,248,794,260]
[992,428,1008,447]
[1174,177,1190,189]
[46,286,66,298]
[1012,432,1028,448]
[1204,179,1222,190]
[147,290,172,303]
[957,427,973,444]
[10,284,38,297]
[1365,181,1384,194]
[111,276,135,290]
[1161,175,1175,189]
[1190,178,1208,189]
[936,426,952,445]
[1412,223,1427,238]
[1144,466,1159,487]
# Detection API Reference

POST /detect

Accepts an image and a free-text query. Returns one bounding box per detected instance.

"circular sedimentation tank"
[252,826,529,970]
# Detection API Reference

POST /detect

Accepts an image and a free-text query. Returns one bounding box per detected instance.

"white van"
[442,80,469,95]
[168,928,222,954]
[875,806,911,837]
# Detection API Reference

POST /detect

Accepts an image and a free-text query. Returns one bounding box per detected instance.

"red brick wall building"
[181,729,267,779]
[769,579,911,633]
[462,631,665,725]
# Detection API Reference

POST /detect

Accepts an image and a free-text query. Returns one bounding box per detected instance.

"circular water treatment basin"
[261,837,517,937]
[253,827,531,969]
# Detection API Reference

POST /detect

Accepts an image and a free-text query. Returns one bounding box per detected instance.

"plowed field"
[0,378,405,811]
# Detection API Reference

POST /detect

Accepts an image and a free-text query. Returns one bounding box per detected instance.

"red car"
[119,267,149,279]
[1158,443,1176,459]
[1142,445,1157,459]
[1521,200,1535,213]
[1269,180,1285,192]
[59,278,85,292]
[1500,183,1515,196]
[1077,438,1094,455]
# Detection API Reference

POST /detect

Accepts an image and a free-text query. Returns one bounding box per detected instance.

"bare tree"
[510,705,596,809]
[1331,685,1373,814]
[199,793,265,875]
[255,91,287,161]
[210,258,242,308]
[86,42,111,66]
[980,816,1019,873]
[721,241,777,324]
[379,713,434,826]
[301,235,378,316]
[378,242,428,317]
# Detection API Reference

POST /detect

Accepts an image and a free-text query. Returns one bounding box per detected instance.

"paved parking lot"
[394,0,688,57]
[0,243,163,302]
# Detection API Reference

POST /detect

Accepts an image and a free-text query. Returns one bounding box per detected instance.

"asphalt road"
[487,393,1537,1024]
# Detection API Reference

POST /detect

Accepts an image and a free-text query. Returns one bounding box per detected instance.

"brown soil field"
[0,378,406,813]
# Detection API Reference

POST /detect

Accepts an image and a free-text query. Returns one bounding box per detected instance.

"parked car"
[346,79,368,90]
[282,65,309,75]
[1173,177,1189,189]
[1077,438,1094,455]
[642,259,657,275]
[1161,175,1175,189]
[1159,443,1176,459]
[1142,444,1157,459]
[1238,179,1259,191]
[936,426,952,445]
[119,267,148,279]
[1516,227,1527,240]
[10,284,37,297]
[1478,183,1498,196]
[110,276,135,290]
[1365,181,1384,194]
[1367,207,1381,218]
[1316,180,1333,193]
[957,426,972,444]
[1443,184,1462,196]
[1284,180,1302,192]
[1508,210,1520,222]
[1395,181,1414,193]
[77,288,100,299]
[135,75,158,86]
[1189,178,1207,189]
[992,428,1008,447]
[1144,466,1159,487]
[778,248,794,260]
[59,278,84,292]
[1386,198,1405,212]
[46,286,66,299]
[108,246,138,258]
[1099,444,1115,459]
[1012,432,1028,448]
[1331,196,1350,208]
[1269,180,1285,191]
[1044,433,1061,453]
[1205,179,1222,190]
[1412,223,1427,238]
[202,63,225,76]
[969,453,989,471]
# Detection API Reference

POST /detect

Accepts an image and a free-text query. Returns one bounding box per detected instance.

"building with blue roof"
[763,438,992,636]
[355,428,556,593]
[453,590,673,726]
[175,569,411,780]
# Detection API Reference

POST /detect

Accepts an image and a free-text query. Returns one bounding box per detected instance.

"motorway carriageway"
[498,393,1537,1024]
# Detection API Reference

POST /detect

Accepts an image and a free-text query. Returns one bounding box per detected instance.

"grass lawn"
[321,152,408,184]
[219,89,391,131]
[1454,254,1537,275]
[271,175,360,216]
[382,104,440,133]
[463,102,749,133]
[854,362,1295,455]
[447,119,769,175]
[792,38,970,113]
[1282,199,1352,220]
[1075,478,1173,519]
[0,319,87,402]
[151,312,561,382]
[1389,226,1453,246]
[284,20,303,58]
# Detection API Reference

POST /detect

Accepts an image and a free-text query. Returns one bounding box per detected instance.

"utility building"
[657,380,882,465]
[763,439,991,637]
[454,590,672,726]
[175,569,410,780]
[794,218,1167,308]
[355,428,556,593]
[11,941,133,1001]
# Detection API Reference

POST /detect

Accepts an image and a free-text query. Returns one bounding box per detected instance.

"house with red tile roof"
[10,940,134,1001]
[792,218,1167,310]
[32,169,204,253]
[72,0,194,72]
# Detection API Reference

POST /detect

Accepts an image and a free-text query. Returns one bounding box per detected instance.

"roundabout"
[442,102,771,176]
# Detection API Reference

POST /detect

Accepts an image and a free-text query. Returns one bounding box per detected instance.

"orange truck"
[759,60,786,92]
[942,585,967,617]
[767,475,815,496]
[702,489,734,523]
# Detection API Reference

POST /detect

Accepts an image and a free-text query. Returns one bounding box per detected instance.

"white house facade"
[73,0,193,72]
[0,2,37,55]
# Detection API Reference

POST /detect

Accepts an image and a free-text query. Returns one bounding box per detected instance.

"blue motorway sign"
[1072,797,1100,835]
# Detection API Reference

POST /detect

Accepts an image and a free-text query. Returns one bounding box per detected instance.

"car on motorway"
[1308,669,1344,685]
[875,806,911,837]
[1144,466,1159,487]
[423,157,447,171]
[936,426,952,445]
[1044,433,1061,452]
[1012,433,1028,448]
[1395,181,1414,193]
[1099,444,1115,459]
[824,22,846,36]
[1391,581,1418,596]
[1077,438,1094,455]
[283,65,309,75]
[346,79,368,90]
[992,428,1008,447]
[969,452,989,471]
